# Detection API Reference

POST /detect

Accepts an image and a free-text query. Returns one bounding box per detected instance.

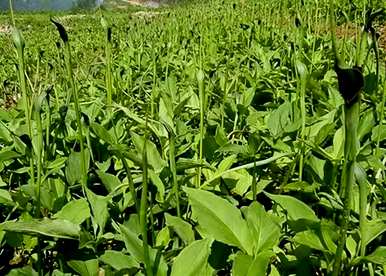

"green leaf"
[0,150,21,162]
[86,189,109,236]
[165,213,195,244]
[47,157,67,170]
[67,259,99,276]
[118,224,144,263]
[362,219,386,248]
[155,227,170,247]
[372,125,386,142]
[0,218,80,239]
[184,187,252,254]
[265,193,319,222]
[131,132,167,173]
[96,171,122,193]
[99,250,139,271]
[118,224,168,276]
[171,239,213,276]
[362,246,386,265]
[53,198,91,225]
[149,170,165,203]
[0,189,14,206]
[232,251,274,276]
[241,202,281,254]
[267,102,301,138]
[293,230,328,252]
[90,122,115,145]
[6,266,38,276]
[65,150,90,186]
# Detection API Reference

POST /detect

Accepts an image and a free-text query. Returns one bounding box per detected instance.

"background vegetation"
[0,0,385,275]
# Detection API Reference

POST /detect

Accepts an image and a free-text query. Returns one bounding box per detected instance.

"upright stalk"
[196,69,205,188]
[101,17,113,109]
[167,126,180,217]
[140,114,152,276]
[52,20,87,194]
[333,102,360,275]
[12,26,36,192]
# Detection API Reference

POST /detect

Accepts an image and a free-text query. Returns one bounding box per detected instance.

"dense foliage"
[0,0,385,275]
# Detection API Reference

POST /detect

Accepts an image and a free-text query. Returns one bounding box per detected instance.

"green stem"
[63,39,87,195]
[140,114,152,276]
[197,69,205,188]
[333,101,360,276]
[169,129,180,217]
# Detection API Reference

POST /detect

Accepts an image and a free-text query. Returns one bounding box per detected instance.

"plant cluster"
[0,0,385,275]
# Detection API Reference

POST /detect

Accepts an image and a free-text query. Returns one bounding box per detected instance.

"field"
[0,0,386,275]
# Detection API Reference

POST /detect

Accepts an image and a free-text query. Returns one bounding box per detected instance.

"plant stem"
[196,69,205,188]
[169,129,180,217]
[140,114,152,276]
[333,101,360,276]
[62,29,87,195]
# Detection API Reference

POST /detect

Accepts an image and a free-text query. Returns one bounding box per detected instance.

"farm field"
[0,0,386,275]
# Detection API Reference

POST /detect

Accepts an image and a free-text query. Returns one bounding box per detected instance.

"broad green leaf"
[65,150,90,186]
[0,150,21,162]
[96,171,122,193]
[155,227,170,247]
[232,251,274,276]
[159,97,174,130]
[0,189,14,206]
[47,157,67,170]
[116,105,168,138]
[293,230,328,252]
[118,224,144,262]
[118,224,168,276]
[267,101,301,138]
[184,187,252,254]
[149,170,165,203]
[223,169,252,196]
[165,213,194,244]
[362,246,386,265]
[0,218,80,239]
[131,132,167,173]
[6,266,38,276]
[371,125,386,142]
[265,193,319,222]
[53,198,91,225]
[241,202,281,254]
[99,250,139,271]
[90,122,115,145]
[171,238,213,276]
[362,219,386,248]
[86,189,109,236]
[67,259,98,276]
